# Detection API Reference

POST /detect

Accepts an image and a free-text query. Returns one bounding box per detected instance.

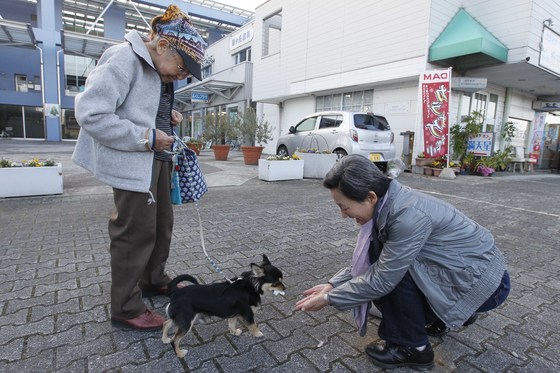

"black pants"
[376,270,510,347]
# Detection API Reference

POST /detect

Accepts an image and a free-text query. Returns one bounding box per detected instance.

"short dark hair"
[323,155,392,202]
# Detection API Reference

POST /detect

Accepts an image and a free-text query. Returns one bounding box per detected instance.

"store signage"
[467,132,494,156]
[419,69,450,158]
[451,77,487,93]
[230,26,254,51]
[191,92,209,103]
[532,101,560,111]
[539,27,560,75]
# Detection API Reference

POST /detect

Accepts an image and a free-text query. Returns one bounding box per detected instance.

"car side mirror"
[289,126,296,134]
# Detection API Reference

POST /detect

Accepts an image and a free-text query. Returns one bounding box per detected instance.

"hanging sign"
[420,69,450,158]
[191,92,209,103]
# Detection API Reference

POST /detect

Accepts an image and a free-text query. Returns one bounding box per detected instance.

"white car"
[276,111,396,167]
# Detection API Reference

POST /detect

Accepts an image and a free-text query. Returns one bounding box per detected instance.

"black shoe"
[425,319,447,337]
[426,313,479,337]
[365,342,434,370]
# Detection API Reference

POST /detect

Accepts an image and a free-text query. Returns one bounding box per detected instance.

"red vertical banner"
[420,69,450,158]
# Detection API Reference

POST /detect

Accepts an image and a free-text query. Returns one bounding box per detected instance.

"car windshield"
[353,114,390,131]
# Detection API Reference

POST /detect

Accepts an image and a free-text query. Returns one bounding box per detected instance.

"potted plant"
[460,152,476,175]
[203,113,235,161]
[415,152,436,167]
[185,138,205,156]
[0,157,63,197]
[450,111,483,163]
[425,157,445,177]
[236,107,274,165]
[258,154,304,181]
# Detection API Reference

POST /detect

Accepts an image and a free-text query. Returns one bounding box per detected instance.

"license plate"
[369,153,383,162]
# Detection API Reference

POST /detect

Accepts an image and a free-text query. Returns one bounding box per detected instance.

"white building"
[242,0,560,168]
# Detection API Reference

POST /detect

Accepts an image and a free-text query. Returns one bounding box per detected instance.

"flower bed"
[258,156,304,181]
[294,150,338,179]
[1,158,63,198]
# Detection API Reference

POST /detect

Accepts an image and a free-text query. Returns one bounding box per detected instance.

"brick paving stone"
[254,352,321,373]
[1,144,560,372]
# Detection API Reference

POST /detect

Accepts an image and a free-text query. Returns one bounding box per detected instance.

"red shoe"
[111,309,165,330]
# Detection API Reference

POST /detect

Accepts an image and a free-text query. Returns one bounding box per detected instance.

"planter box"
[258,159,304,181]
[415,158,436,167]
[295,152,338,179]
[0,163,63,198]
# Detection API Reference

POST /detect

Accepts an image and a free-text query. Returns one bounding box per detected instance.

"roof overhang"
[429,9,508,72]
[61,30,121,59]
[175,78,244,108]
[0,18,36,48]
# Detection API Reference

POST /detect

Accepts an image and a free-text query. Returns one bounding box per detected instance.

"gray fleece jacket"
[328,180,507,335]
[72,30,160,192]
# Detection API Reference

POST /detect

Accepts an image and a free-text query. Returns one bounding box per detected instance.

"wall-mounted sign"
[451,77,487,93]
[532,100,560,111]
[191,92,209,103]
[229,26,254,51]
[539,27,560,75]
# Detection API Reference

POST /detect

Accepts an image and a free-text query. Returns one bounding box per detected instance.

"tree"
[203,113,235,145]
[235,107,274,146]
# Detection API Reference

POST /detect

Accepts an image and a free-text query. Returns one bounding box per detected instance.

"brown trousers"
[109,160,173,319]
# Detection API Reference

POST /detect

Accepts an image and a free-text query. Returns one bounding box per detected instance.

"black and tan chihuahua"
[162,255,286,358]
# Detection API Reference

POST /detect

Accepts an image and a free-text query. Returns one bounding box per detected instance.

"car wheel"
[334,149,347,159]
[277,145,289,157]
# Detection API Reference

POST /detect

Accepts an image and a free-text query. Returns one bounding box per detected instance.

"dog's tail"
[168,274,199,293]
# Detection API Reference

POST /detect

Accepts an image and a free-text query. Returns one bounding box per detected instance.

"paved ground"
[1,139,560,372]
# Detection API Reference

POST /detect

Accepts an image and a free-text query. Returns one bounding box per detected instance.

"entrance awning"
[0,19,36,47]
[429,9,508,71]
[61,30,121,59]
[175,78,244,108]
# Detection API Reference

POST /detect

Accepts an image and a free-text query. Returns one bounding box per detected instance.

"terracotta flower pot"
[240,146,264,165]
[187,142,203,156]
[211,144,230,161]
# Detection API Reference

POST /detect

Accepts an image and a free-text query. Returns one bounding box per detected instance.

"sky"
[213,0,265,12]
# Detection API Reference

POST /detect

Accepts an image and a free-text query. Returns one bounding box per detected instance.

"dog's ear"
[262,254,271,266]
[251,263,265,277]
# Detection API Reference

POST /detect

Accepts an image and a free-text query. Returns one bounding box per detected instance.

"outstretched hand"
[295,283,334,312]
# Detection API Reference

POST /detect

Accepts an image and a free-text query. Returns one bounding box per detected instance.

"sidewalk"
[1,139,560,372]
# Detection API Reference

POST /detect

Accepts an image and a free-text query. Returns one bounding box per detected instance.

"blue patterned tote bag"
[173,146,208,204]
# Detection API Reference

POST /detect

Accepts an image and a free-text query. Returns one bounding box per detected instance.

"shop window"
[263,11,282,57]
[461,92,499,132]
[24,106,44,139]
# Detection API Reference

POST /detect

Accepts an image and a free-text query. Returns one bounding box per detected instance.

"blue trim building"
[0,0,251,141]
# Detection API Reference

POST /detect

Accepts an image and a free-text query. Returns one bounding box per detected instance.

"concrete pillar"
[36,0,63,141]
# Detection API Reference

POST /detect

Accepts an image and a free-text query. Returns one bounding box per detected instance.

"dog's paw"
[230,328,242,336]
[162,336,172,344]
[177,349,187,358]
[253,330,264,338]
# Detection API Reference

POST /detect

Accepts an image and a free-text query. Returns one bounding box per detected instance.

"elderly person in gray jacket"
[296,154,510,370]
[72,5,206,330]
